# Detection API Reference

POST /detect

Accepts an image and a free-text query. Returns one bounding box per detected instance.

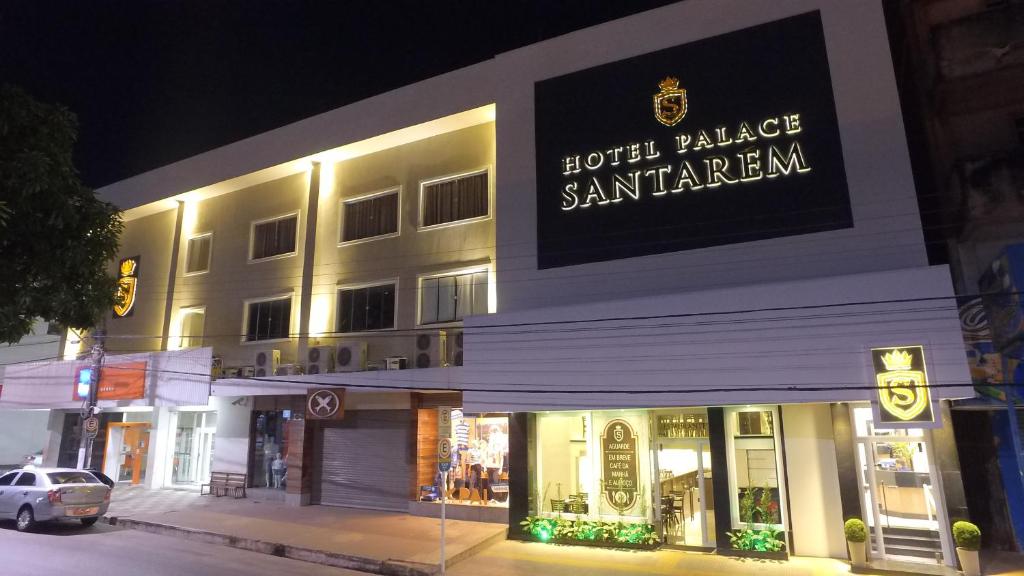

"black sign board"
[601,419,639,513]
[870,346,934,425]
[534,11,851,269]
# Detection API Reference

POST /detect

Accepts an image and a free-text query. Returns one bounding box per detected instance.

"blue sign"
[439,461,452,472]
[76,368,93,400]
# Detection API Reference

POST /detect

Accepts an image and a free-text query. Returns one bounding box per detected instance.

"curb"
[105,515,440,576]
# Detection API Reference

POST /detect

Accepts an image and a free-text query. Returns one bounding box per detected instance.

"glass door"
[853,407,948,564]
[653,409,715,548]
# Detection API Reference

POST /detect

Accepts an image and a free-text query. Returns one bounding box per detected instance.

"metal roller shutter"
[317,410,411,511]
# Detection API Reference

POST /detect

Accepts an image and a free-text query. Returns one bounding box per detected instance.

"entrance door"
[114,425,150,484]
[655,439,715,548]
[853,409,949,564]
[196,427,215,485]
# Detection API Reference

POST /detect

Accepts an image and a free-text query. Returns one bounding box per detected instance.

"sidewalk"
[105,485,505,576]
[451,540,1024,576]
[105,486,1024,576]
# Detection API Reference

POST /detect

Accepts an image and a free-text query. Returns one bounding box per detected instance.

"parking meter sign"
[438,438,452,471]
[438,406,452,437]
[84,416,99,438]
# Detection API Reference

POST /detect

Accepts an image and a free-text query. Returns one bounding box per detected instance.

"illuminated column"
[297,163,321,366]
[159,201,186,351]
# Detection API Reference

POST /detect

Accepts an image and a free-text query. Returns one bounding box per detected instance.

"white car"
[0,467,111,532]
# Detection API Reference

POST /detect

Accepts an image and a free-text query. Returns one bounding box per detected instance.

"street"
[0,520,362,576]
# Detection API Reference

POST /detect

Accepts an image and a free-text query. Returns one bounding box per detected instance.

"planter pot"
[847,539,867,567]
[956,547,980,576]
[718,547,789,561]
[519,535,659,551]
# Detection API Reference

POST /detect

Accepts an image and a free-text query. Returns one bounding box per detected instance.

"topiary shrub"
[952,521,981,551]
[844,518,867,543]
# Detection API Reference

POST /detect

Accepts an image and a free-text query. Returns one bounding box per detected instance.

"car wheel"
[80,517,98,527]
[16,506,35,532]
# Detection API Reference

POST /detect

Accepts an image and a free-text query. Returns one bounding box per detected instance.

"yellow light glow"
[308,293,332,338]
[120,104,495,222]
[487,267,498,314]
[62,329,83,360]
[181,198,200,238]
[166,311,183,352]
[318,161,336,200]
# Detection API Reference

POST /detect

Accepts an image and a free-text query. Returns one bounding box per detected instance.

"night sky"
[1,1,679,189]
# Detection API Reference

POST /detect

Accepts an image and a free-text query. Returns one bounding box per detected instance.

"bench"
[201,471,247,498]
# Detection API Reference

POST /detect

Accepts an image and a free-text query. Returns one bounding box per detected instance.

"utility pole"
[76,328,105,470]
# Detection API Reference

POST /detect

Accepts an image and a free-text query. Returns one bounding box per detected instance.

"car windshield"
[47,472,98,485]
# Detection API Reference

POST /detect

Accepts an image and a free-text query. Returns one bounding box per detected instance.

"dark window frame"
[244,296,293,342]
[14,472,36,486]
[340,188,400,244]
[185,232,213,275]
[336,281,398,333]
[0,472,17,486]
[418,269,489,325]
[250,213,299,261]
[419,168,490,229]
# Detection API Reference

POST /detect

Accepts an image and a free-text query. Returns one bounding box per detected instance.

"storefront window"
[416,409,509,506]
[725,406,786,532]
[251,410,290,490]
[532,410,654,520]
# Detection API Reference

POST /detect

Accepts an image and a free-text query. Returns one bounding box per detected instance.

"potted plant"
[952,521,981,576]
[844,518,868,567]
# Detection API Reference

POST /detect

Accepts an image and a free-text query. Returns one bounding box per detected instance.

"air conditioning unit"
[448,329,465,367]
[274,363,303,376]
[306,345,334,375]
[240,366,255,378]
[414,330,448,368]
[384,356,408,370]
[335,341,368,372]
[252,349,281,377]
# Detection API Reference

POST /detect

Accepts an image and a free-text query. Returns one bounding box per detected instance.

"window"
[185,233,212,274]
[179,308,205,349]
[47,471,97,485]
[337,283,396,333]
[420,270,488,325]
[341,190,399,242]
[0,472,17,486]
[420,170,488,228]
[245,297,292,341]
[251,214,298,260]
[14,472,36,486]
[727,406,785,530]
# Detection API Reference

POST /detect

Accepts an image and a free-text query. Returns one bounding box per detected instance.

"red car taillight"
[47,489,61,504]
[103,489,111,502]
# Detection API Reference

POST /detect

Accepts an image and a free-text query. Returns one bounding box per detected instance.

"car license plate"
[67,506,99,517]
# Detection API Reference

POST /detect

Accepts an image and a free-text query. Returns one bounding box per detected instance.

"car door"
[12,472,38,512]
[0,472,20,517]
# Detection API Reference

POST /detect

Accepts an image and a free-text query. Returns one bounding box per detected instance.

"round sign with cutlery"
[307,389,341,419]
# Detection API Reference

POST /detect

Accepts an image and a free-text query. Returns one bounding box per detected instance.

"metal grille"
[316,410,410,511]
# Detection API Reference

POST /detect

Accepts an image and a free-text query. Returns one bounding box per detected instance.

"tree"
[0,85,123,344]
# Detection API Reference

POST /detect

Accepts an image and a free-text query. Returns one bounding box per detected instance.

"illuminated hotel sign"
[871,346,934,425]
[535,11,851,269]
[113,256,140,318]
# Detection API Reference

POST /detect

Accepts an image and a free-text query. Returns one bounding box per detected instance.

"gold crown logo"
[120,258,137,277]
[658,77,680,91]
[881,349,914,371]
